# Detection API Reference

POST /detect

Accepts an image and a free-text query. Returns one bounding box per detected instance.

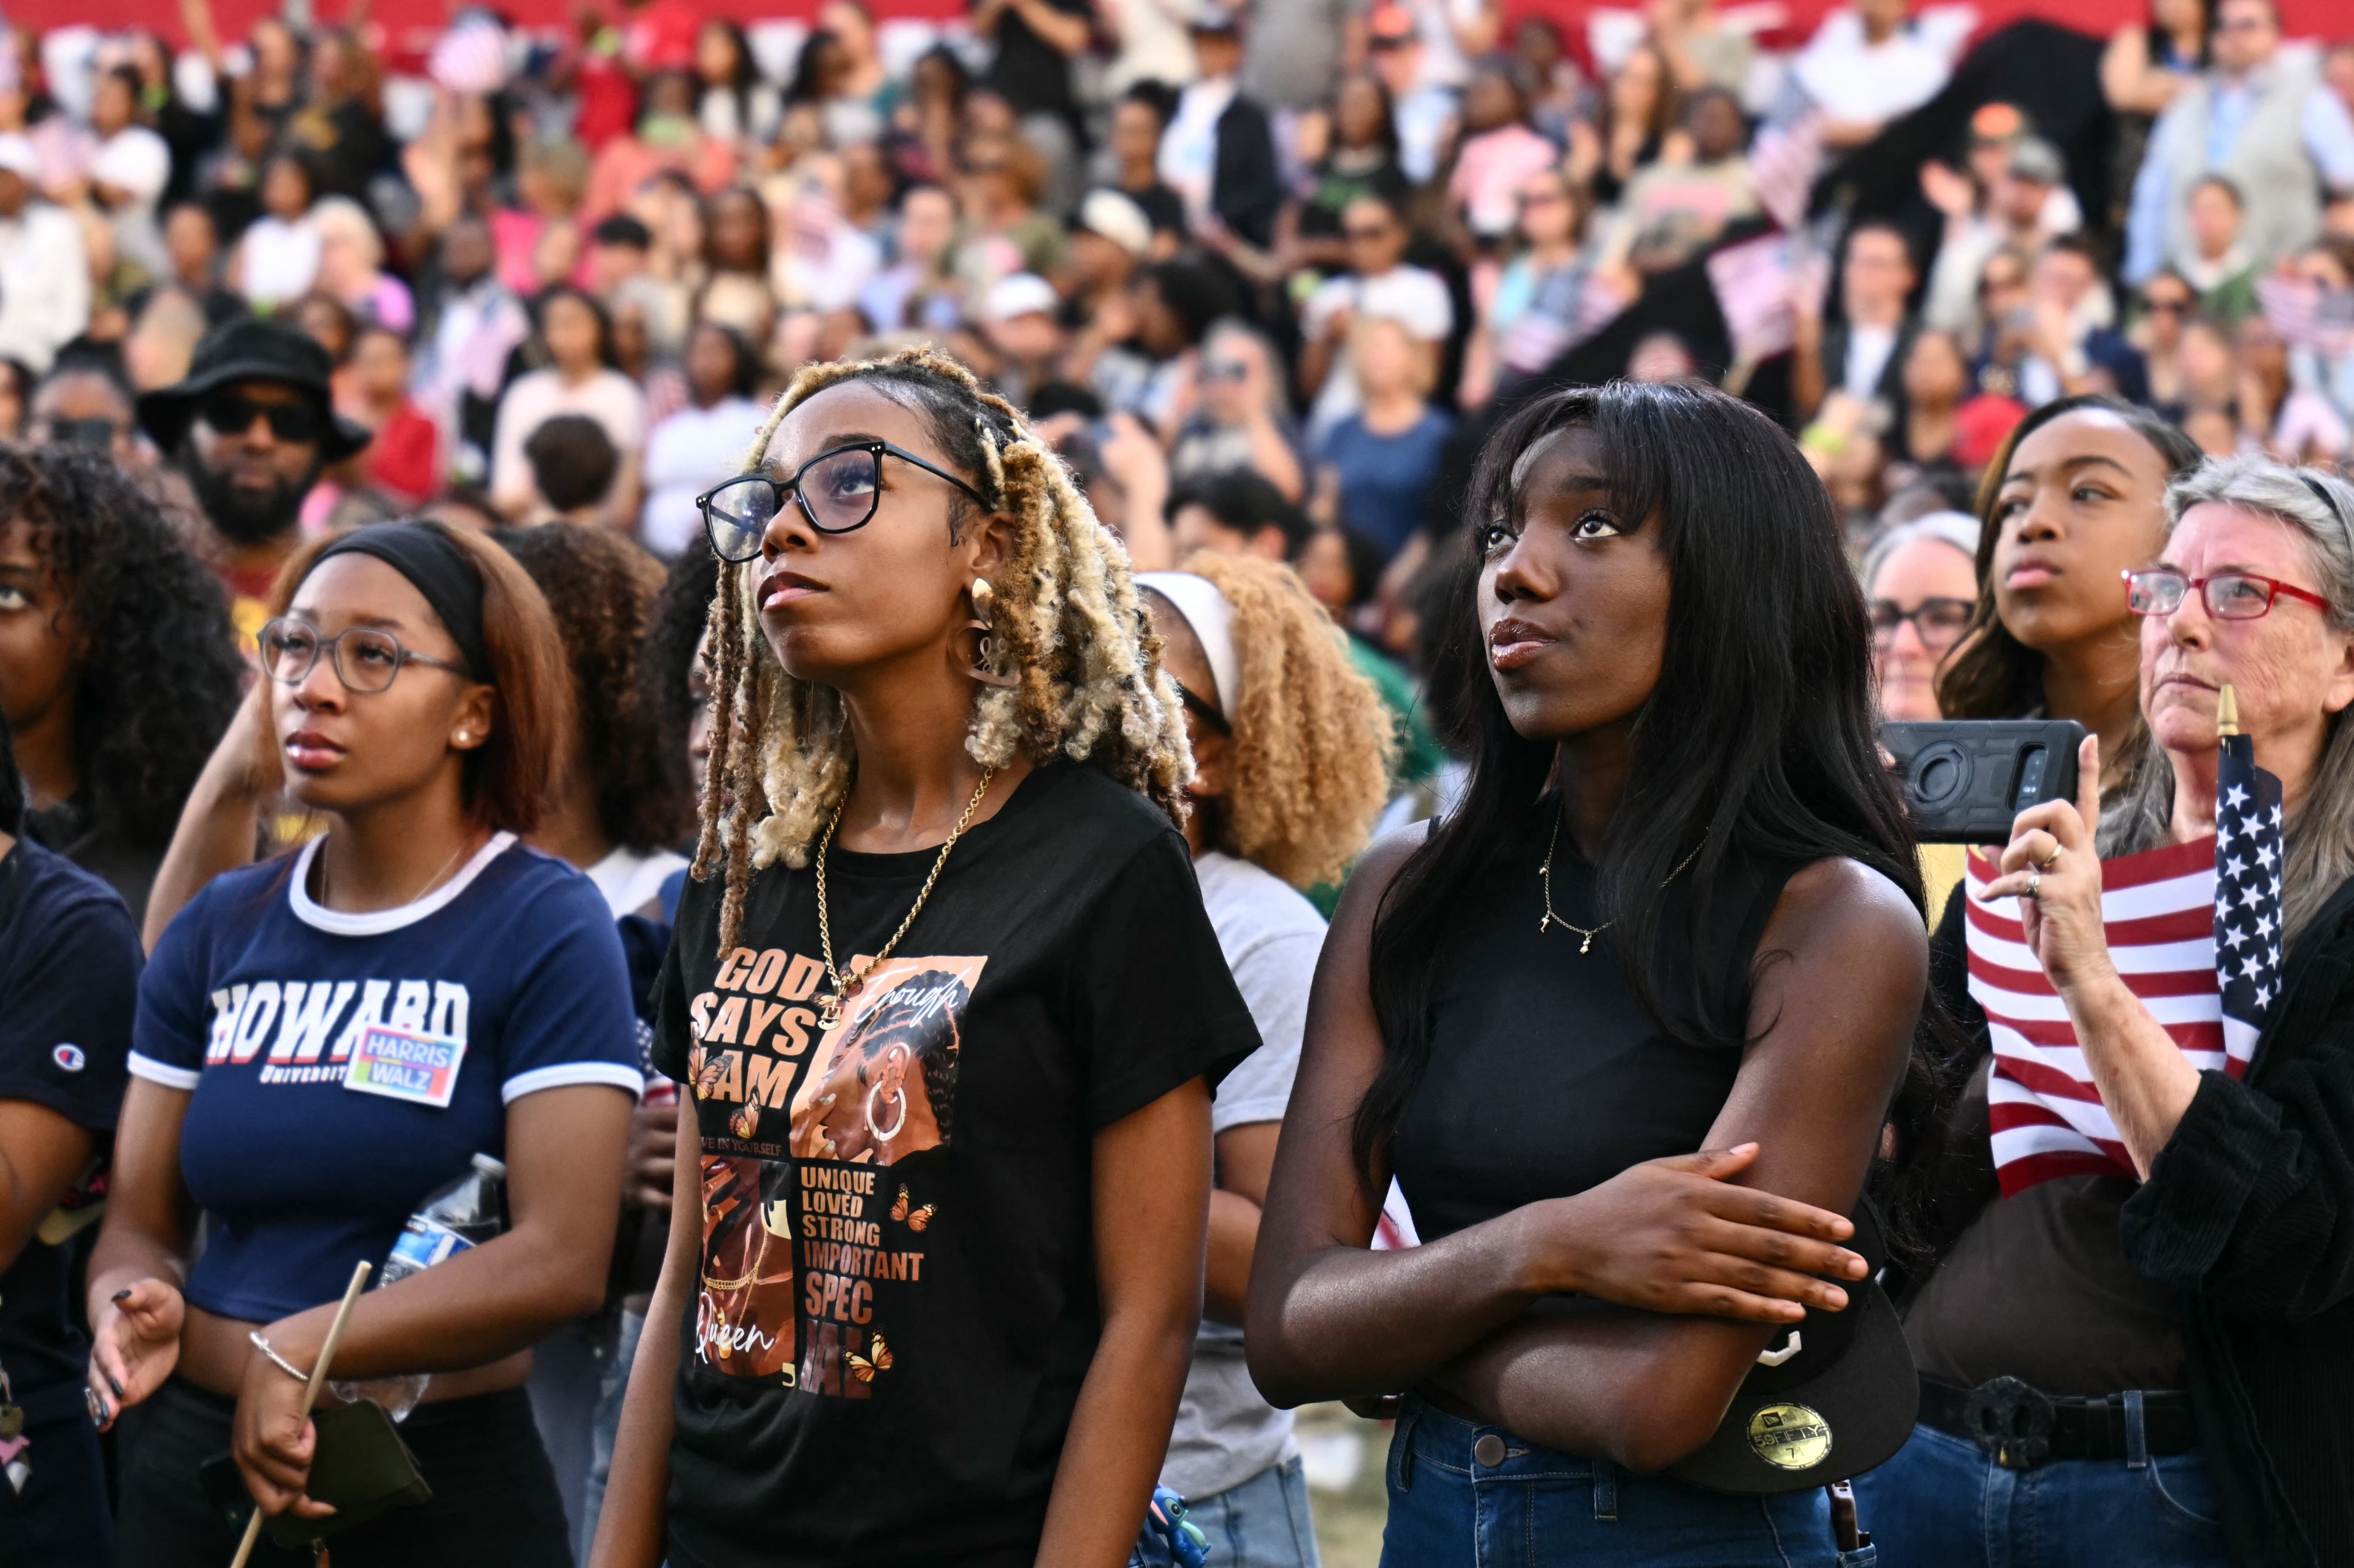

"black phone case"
[264,1399,435,1548]
[1883,720,2088,844]
[201,1401,436,1550]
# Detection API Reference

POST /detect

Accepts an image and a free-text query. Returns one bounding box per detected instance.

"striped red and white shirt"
[1963,837,2251,1196]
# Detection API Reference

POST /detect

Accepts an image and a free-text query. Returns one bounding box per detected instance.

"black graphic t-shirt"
[650,765,1259,1568]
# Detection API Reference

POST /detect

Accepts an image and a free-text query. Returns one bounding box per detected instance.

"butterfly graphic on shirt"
[845,1334,893,1382]
[889,1186,935,1232]
[694,1055,726,1102]
[731,1101,761,1140]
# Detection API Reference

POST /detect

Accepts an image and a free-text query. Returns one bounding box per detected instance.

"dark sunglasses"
[698,441,992,563]
[1344,224,1396,243]
[200,390,326,444]
[2143,297,2192,316]
[40,416,124,451]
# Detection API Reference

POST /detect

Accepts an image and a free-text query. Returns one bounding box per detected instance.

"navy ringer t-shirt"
[0,838,140,1398]
[131,834,643,1324]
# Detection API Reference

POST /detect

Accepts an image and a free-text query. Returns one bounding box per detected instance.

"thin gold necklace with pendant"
[1538,818,1707,954]
[813,769,996,1027]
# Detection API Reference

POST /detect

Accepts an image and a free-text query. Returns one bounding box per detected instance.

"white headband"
[1137,571,1240,721]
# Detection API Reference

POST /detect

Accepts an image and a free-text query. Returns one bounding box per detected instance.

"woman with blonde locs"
[1134,552,1394,1567]
[590,347,1260,1568]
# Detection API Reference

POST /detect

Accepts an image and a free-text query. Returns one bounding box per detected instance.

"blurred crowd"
[0,0,2332,684]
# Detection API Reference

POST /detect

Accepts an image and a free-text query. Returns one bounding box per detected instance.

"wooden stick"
[227,1260,372,1568]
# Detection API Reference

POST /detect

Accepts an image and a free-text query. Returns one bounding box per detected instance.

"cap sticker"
[1748,1402,1833,1471]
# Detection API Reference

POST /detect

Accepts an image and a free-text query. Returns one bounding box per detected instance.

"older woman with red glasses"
[1857,457,2354,1568]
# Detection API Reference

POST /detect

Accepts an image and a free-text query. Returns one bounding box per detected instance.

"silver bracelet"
[248,1331,310,1385]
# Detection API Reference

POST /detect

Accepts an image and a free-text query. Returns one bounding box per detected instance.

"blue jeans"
[1852,1420,2230,1568]
[1378,1399,1878,1568]
[577,1307,646,1567]
[1130,1454,1321,1568]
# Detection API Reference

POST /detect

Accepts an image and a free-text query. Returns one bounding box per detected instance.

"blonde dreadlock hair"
[689,346,1194,951]
[1151,553,1397,889]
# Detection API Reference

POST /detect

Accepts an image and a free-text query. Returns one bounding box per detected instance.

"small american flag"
[1965,839,2238,1193]
[1965,714,2286,1193]
[2215,724,2287,1065]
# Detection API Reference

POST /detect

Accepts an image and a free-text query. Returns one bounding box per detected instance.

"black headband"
[312,522,491,682]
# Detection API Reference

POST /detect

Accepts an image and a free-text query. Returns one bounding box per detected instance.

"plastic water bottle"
[330,1153,508,1419]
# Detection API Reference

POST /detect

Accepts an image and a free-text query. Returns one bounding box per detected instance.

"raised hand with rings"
[1978,734,2111,989]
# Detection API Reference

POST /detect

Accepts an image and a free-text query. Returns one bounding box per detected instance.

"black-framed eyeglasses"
[1170,677,1229,735]
[697,441,994,563]
[200,390,325,444]
[259,617,471,694]
[2123,567,2332,620]
[1868,597,1974,649]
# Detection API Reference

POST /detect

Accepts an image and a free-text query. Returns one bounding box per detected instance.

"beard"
[180,446,322,547]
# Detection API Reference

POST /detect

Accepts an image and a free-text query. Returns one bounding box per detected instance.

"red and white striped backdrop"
[1963,837,2249,1197]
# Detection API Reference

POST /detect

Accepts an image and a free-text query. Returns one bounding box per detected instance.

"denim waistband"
[1389,1396,1623,1521]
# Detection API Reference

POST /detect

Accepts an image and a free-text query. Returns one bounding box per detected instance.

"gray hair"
[1860,511,1982,596]
[2105,454,2354,942]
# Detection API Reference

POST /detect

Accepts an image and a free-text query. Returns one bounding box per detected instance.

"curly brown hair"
[490,525,692,853]
[0,446,242,850]
[693,345,1193,953]
[1155,554,1396,889]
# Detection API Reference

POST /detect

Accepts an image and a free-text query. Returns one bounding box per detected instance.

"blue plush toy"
[1144,1485,1211,1567]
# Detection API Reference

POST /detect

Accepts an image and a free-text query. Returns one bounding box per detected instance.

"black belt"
[1920,1376,2198,1471]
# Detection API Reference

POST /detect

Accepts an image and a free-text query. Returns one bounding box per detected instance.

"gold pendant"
[817,994,843,1027]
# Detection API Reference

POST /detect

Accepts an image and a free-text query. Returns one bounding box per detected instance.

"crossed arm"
[1246,834,1924,1469]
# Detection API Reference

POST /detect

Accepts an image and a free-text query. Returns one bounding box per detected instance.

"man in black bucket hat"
[136,316,374,642]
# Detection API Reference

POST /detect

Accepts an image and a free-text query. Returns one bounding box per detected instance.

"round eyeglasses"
[259,618,471,694]
[1868,597,1974,650]
[2123,568,2332,620]
[697,441,994,563]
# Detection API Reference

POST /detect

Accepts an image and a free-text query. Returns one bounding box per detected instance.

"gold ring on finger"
[2039,845,2063,870]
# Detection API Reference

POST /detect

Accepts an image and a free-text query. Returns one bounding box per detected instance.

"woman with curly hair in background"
[492,526,694,919]
[591,346,1260,1568]
[0,446,242,925]
[1134,554,1393,1568]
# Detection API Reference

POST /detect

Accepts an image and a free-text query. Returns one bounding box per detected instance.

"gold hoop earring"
[962,576,1018,688]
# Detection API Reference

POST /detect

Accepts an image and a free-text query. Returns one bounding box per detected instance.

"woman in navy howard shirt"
[86,522,641,1567]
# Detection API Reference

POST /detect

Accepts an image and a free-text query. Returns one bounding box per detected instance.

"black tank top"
[1389,807,1805,1244]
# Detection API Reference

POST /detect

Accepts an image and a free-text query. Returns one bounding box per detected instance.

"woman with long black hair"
[591,346,1258,1568]
[1249,380,1933,1564]
[87,520,644,1567]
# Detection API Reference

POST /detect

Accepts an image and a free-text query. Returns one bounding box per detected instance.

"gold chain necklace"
[814,769,996,1027]
[1539,819,1707,954]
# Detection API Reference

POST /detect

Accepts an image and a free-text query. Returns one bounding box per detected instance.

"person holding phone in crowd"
[1249,381,1933,1563]
[592,347,1258,1568]
[1861,460,2354,1564]
[1135,554,1393,1566]
[86,520,643,1566]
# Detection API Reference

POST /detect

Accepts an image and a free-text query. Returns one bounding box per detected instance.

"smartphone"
[1882,720,2087,844]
